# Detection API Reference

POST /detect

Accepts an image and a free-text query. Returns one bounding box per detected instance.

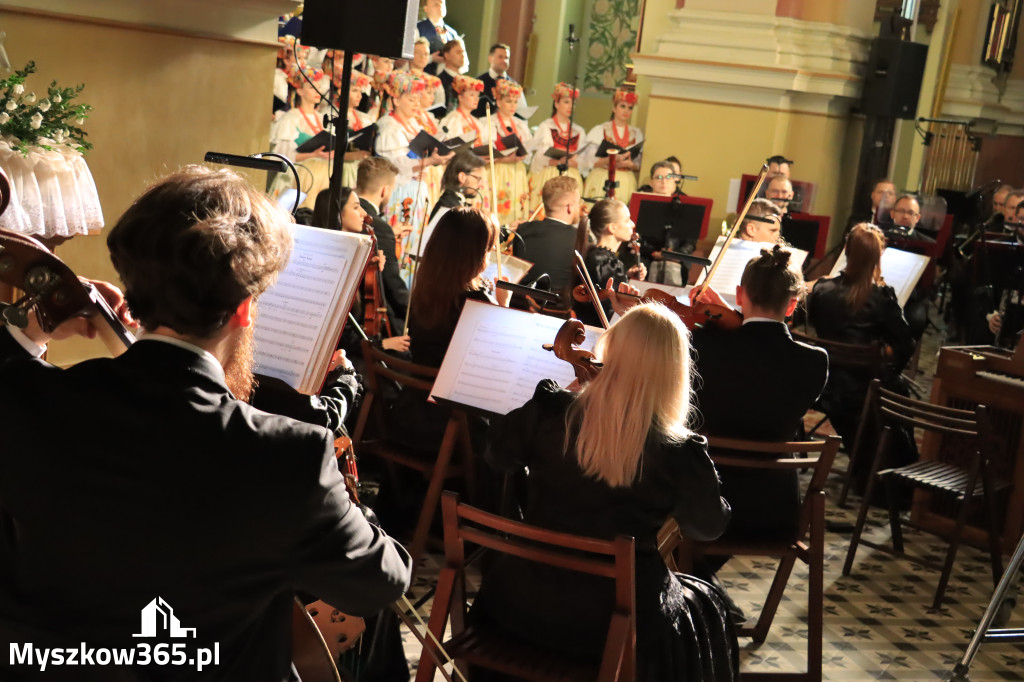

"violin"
[542,318,602,384]
[360,215,393,338]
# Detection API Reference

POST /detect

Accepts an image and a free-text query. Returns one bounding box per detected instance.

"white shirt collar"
[443,66,459,78]
[488,68,504,80]
[742,317,786,326]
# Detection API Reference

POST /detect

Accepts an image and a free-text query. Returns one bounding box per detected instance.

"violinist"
[574,198,646,327]
[516,175,583,296]
[331,186,411,358]
[737,198,782,243]
[390,208,510,454]
[429,150,486,220]
[687,246,828,616]
[0,166,411,680]
[356,157,411,327]
[807,224,916,473]
[472,303,736,682]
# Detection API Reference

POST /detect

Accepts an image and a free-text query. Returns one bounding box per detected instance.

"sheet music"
[481,251,533,285]
[254,226,372,393]
[628,280,736,308]
[702,238,808,295]
[432,301,603,415]
[829,246,930,308]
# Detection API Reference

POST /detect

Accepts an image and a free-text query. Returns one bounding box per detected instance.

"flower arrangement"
[0,61,92,154]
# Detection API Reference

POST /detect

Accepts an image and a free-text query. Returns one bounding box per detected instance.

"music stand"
[782,212,830,259]
[628,192,712,252]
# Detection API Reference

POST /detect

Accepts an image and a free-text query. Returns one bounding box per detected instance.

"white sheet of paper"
[726,178,740,214]
[702,238,808,295]
[482,251,533,285]
[253,225,372,393]
[829,246,930,308]
[432,300,603,415]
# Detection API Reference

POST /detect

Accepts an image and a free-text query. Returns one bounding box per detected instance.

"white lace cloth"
[0,137,104,238]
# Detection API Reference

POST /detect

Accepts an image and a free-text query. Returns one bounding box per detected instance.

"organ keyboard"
[924,334,1024,547]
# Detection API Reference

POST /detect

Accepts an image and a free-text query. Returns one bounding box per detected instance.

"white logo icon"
[132,597,196,639]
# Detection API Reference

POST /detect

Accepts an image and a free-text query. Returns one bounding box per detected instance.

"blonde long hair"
[566,303,694,488]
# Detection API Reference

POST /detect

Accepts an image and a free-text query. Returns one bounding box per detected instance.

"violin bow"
[694,163,770,299]
[485,103,503,281]
[403,173,429,335]
[574,249,610,329]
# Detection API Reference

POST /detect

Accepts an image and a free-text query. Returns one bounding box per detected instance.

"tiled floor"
[396,314,1024,681]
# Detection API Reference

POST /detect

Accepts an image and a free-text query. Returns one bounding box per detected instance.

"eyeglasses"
[891,208,919,217]
[467,173,485,183]
[652,175,676,181]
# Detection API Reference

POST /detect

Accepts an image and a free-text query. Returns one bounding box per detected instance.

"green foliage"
[583,0,640,95]
[0,61,93,154]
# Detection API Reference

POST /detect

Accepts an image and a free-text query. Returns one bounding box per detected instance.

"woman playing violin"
[574,198,646,327]
[471,302,737,681]
[806,223,914,457]
[323,188,411,374]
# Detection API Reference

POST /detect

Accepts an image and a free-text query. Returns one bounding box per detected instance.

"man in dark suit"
[473,43,512,117]
[436,40,466,113]
[689,246,828,616]
[417,0,466,76]
[516,175,583,298]
[0,165,411,682]
[356,157,410,330]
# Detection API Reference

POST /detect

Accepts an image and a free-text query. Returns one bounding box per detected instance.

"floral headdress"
[277,35,309,61]
[387,71,426,98]
[453,75,484,94]
[552,82,579,102]
[613,87,638,106]
[421,73,442,92]
[495,79,523,101]
[351,72,372,93]
[287,66,326,90]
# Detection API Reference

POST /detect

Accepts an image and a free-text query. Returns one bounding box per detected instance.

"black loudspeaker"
[301,0,419,59]
[860,38,929,119]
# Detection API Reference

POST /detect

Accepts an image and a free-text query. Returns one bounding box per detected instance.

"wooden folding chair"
[415,492,636,682]
[791,331,885,443]
[352,341,476,569]
[670,436,839,682]
[842,379,1009,609]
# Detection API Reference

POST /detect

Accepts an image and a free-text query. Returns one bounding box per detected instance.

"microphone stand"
[557,25,580,176]
[327,51,355,226]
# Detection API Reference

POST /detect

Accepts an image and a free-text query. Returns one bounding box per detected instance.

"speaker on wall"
[301,0,419,59]
[860,38,929,120]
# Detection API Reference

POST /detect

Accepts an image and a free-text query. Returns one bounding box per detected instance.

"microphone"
[668,173,699,181]
[567,24,578,53]
[204,151,288,173]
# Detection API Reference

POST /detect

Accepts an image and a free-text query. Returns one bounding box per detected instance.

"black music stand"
[628,192,712,252]
[781,213,830,259]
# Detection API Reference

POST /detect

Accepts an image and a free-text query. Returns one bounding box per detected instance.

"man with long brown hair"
[0,165,411,681]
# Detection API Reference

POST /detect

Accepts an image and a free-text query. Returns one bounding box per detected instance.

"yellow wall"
[2,9,276,365]
[642,95,860,243]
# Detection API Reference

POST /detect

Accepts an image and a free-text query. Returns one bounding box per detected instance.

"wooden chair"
[791,331,885,441]
[841,379,1009,609]
[352,341,476,569]
[670,436,840,682]
[415,492,636,682]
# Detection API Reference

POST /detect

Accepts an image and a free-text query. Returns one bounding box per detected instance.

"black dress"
[471,380,738,682]
[575,245,628,327]
[807,274,917,474]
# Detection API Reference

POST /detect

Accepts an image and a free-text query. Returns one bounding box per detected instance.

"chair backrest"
[705,436,841,541]
[353,339,440,442]
[792,330,886,377]
[865,378,991,456]
[440,491,636,672]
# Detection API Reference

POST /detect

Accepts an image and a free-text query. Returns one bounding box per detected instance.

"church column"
[632,0,872,235]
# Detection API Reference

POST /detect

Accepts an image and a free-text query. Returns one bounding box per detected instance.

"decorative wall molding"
[941,64,1024,135]
[632,8,870,116]
[0,0,298,45]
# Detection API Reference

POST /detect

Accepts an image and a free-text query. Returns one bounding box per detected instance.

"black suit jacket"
[473,71,499,117]
[437,70,457,113]
[361,196,409,324]
[429,189,465,221]
[516,218,579,295]
[417,18,459,76]
[0,331,411,681]
[690,321,828,542]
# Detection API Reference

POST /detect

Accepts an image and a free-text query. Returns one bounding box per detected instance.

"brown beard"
[224,322,256,402]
